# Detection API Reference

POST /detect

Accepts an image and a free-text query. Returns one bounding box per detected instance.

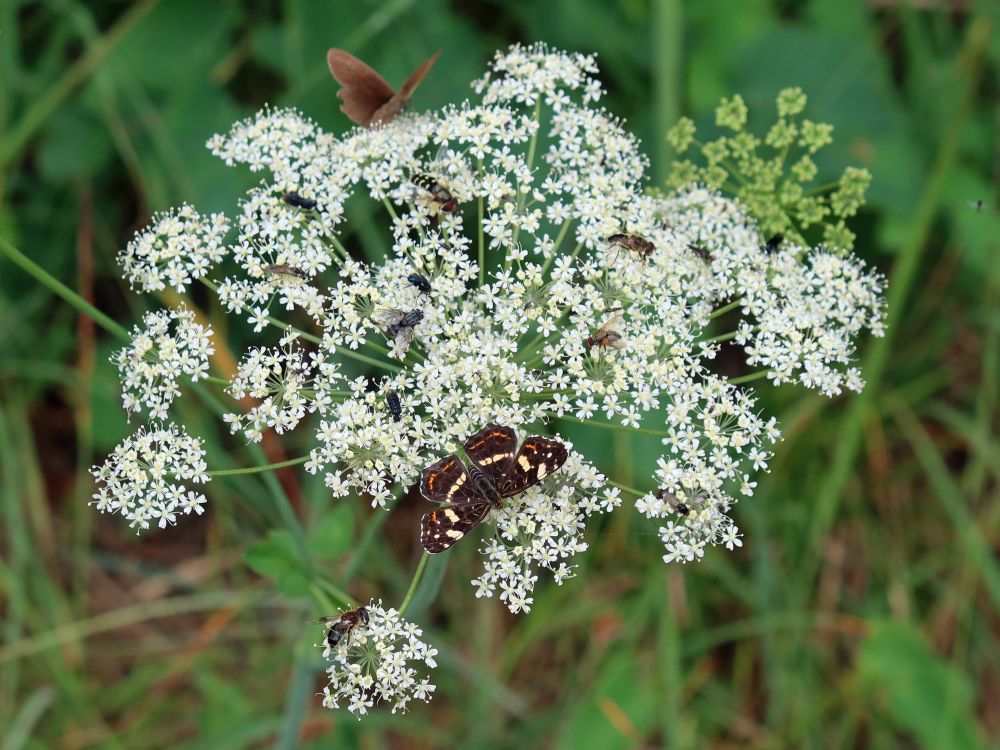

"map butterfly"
[418,423,568,553]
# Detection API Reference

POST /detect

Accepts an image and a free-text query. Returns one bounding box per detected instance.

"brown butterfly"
[326,48,440,128]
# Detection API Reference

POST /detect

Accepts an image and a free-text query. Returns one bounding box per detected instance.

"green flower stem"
[728,369,771,385]
[478,194,486,288]
[709,299,743,319]
[398,552,429,617]
[706,331,739,344]
[0,236,129,341]
[608,479,647,497]
[559,414,668,438]
[203,375,231,387]
[316,580,356,610]
[382,198,400,224]
[208,455,309,478]
[509,99,544,252]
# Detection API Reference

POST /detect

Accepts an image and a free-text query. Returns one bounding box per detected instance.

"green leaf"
[306,502,354,561]
[244,530,311,598]
[858,621,986,750]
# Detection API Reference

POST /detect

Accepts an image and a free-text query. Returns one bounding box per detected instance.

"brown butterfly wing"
[326,48,395,126]
[369,50,440,126]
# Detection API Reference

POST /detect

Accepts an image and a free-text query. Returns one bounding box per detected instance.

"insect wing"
[326,49,395,126]
[420,501,490,553]
[463,423,518,484]
[371,50,440,126]
[393,325,415,352]
[498,436,568,498]
[419,455,481,505]
[372,308,405,328]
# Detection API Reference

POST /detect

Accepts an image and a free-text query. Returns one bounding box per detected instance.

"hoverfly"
[282,192,317,210]
[585,308,625,354]
[607,233,654,260]
[406,273,432,295]
[317,607,370,649]
[326,49,440,128]
[266,264,309,282]
[411,174,460,214]
[386,389,403,422]
[373,308,424,352]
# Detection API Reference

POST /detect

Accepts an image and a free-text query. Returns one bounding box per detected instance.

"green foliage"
[1,0,998,747]
[667,86,871,251]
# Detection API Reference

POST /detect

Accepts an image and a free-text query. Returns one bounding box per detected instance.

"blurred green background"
[1,1,999,748]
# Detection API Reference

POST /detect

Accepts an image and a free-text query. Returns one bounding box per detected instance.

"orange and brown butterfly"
[326,48,440,128]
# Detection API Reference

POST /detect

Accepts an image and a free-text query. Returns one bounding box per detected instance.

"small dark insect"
[586,308,625,353]
[282,192,317,210]
[373,308,424,352]
[607,233,655,260]
[266,264,309,282]
[656,488,690,516]
[411,174,460,213]
[327,49,440,128]
[318,607,370,649]
[764,233,784,253]
[419,424,569,553]
[687,243,714,263]
[407,273,432,295]
[386,389,402,422]
[970,199,984,213]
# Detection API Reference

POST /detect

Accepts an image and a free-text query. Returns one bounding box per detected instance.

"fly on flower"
[410,174,460,214]
[406,272,432,295]
[385,389,402,422]
[319,607,370,649]
[373,308,423,353]
[282,192,317,210]
[419,424,569,553]
[326,48,440,127]
[586,308,625,355]
[266,264,309,282]
[607,233,654,261]
[656,488,690,517]
[687,243,714,263]
[764,233,784,253]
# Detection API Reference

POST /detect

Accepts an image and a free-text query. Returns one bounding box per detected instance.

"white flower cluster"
[320,602,437,717]
[472,450,620,613]
[114,306,214,420]
[117,204,229,292]
[104,44,885,601]
[737,247,886,396]
[224,333,342,442]
[90,423,209,533]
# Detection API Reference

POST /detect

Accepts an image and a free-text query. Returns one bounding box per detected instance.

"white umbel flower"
[114,306,214,420]
[90,423,210,533]
[320,602,437,717]
[117,204,229,292]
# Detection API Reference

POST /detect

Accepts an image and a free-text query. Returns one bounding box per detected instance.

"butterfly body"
[418,424,568,553]
[327,49,440,128]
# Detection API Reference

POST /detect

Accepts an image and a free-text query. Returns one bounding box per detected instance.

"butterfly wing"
[463,423,518,486]
[420,500,490,553]
[497,436,568,498]
[370,50,440,126]
[419,454,481,505]
[326,48,395,126]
